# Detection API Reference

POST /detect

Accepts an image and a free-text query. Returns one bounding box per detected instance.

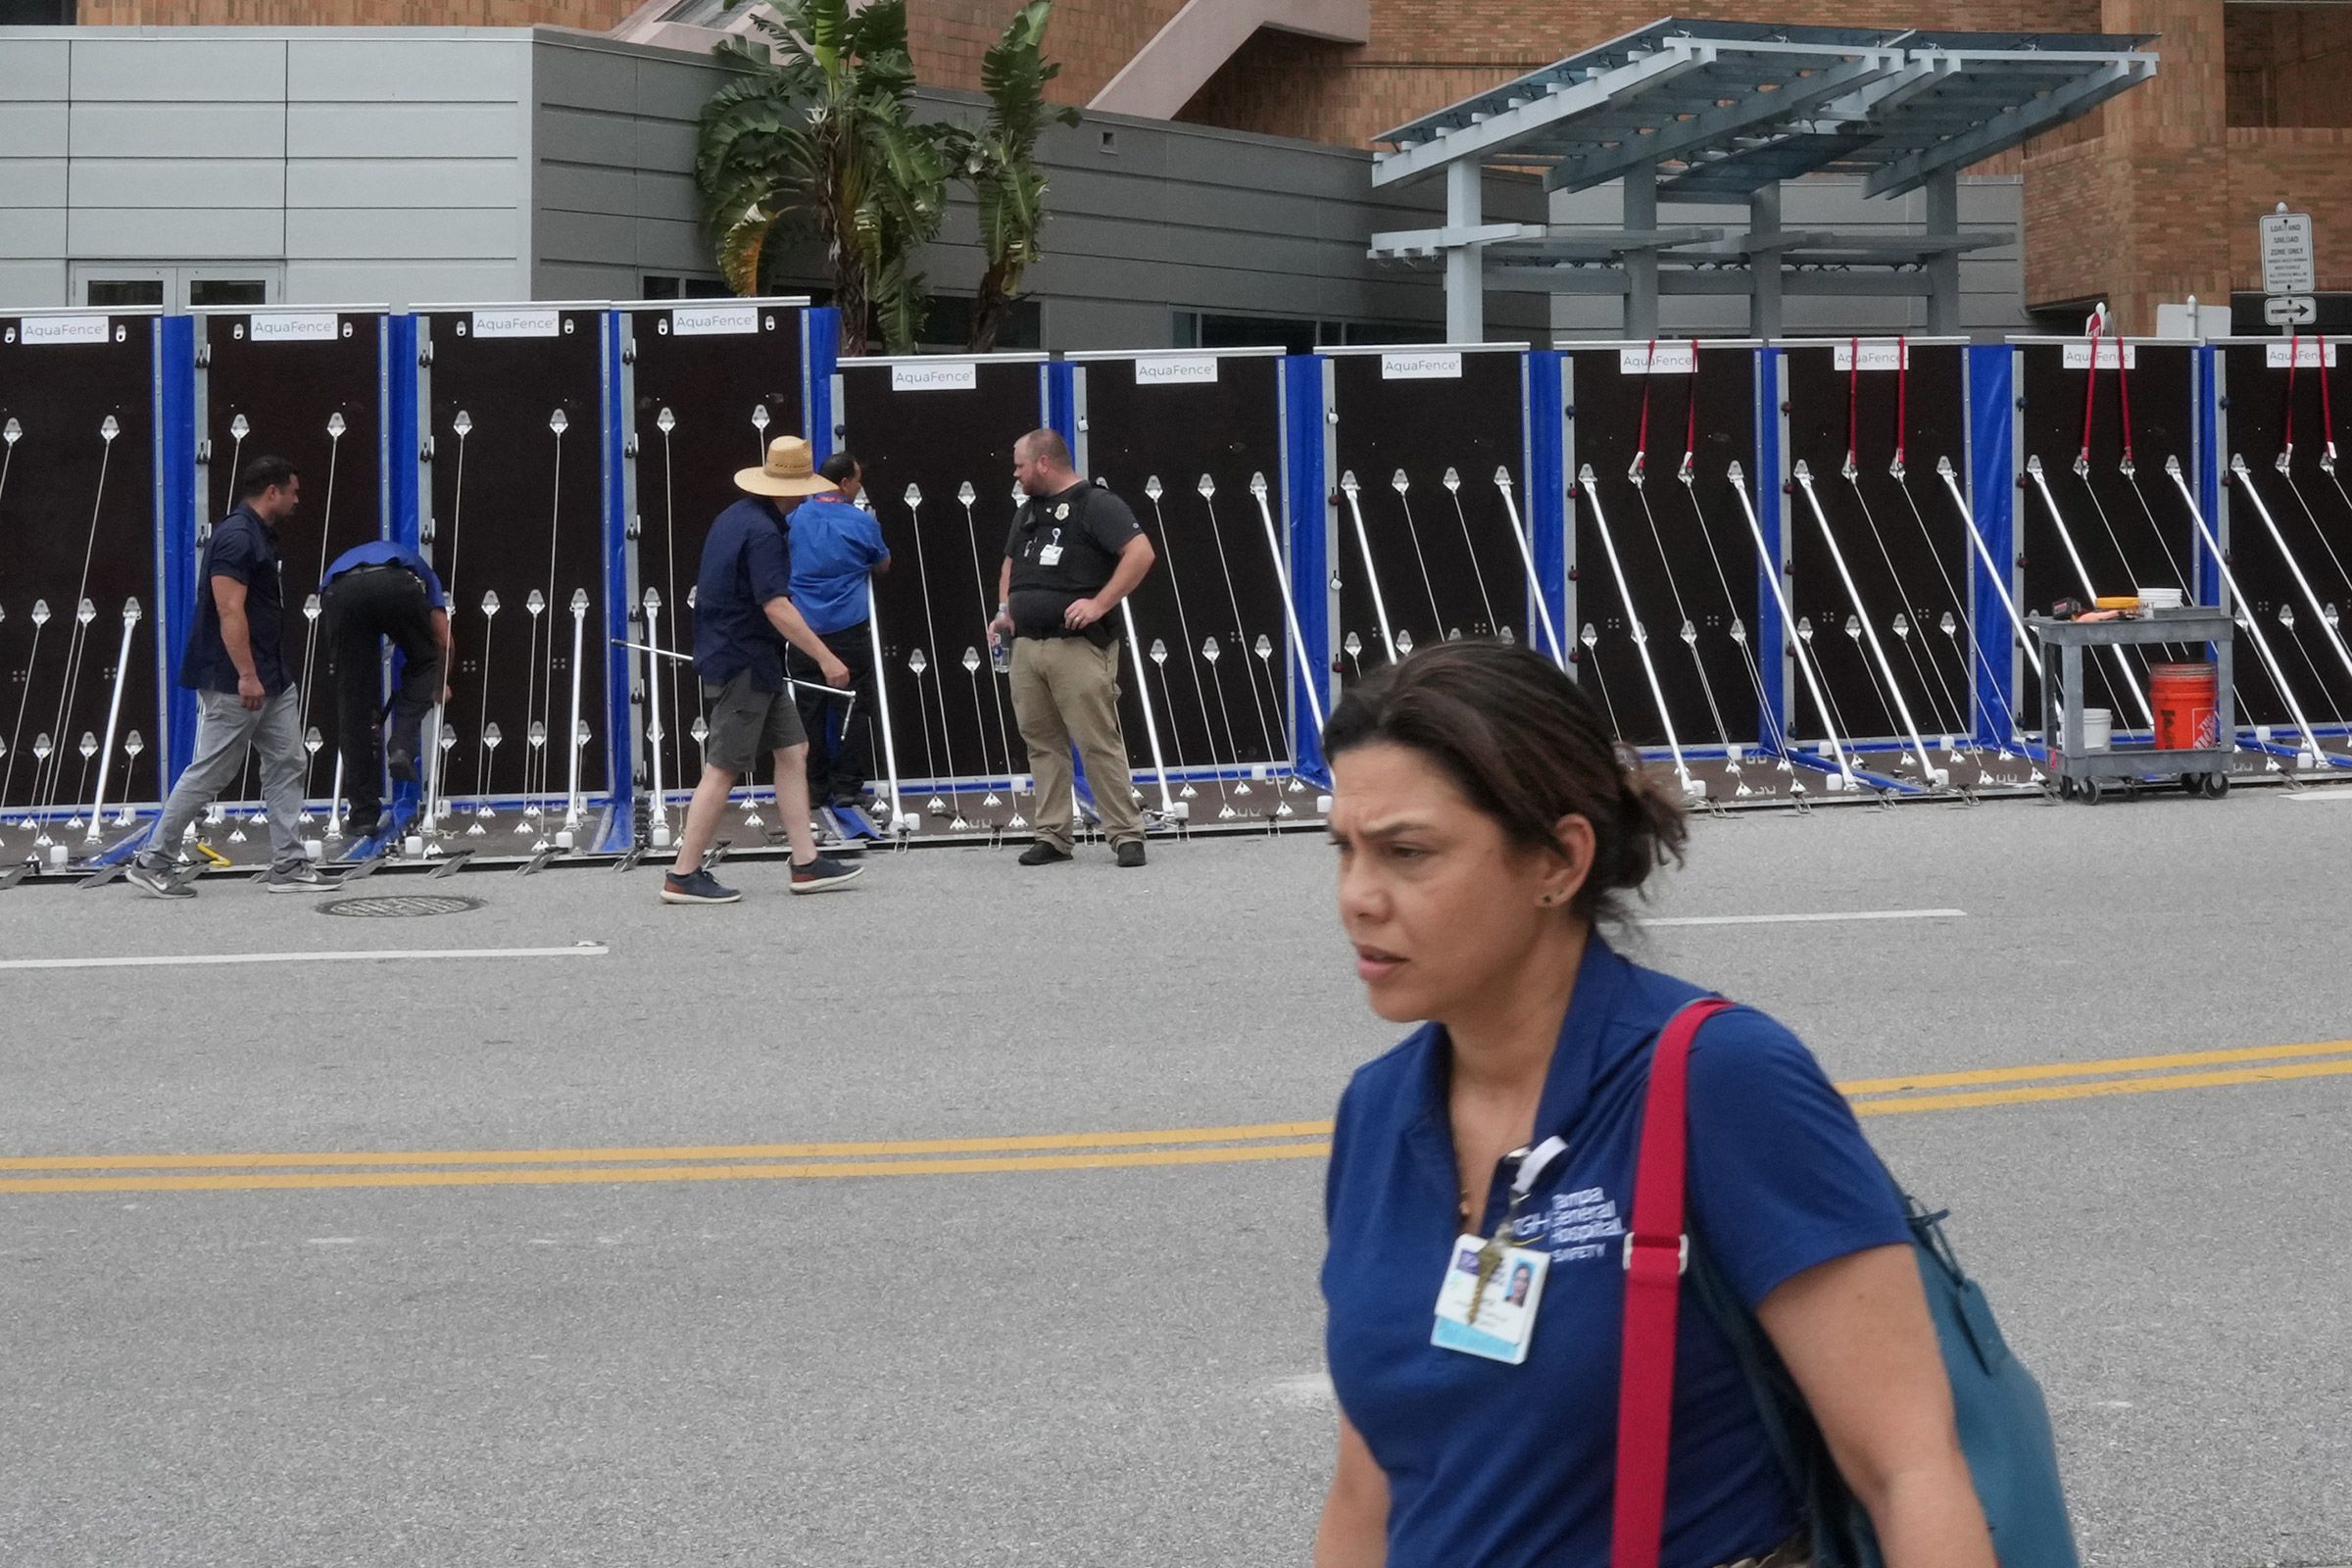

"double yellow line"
[6,1039,2349,1197]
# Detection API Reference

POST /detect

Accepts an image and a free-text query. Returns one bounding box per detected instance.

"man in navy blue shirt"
[318,539,452,839]
[126,456,341,898]
[785,450,889,809]
[663,435,861,905]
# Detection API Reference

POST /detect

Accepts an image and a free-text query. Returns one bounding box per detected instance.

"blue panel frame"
[805,307,839,456]
[2195,344,2223,608]
[597,310,632,851]
[1282,353,1330,782]
[1751,346,1788,751]
[157,315,199,784]
[1966,344,2015,745]
[1524,351,1568,663]
[1045,360,1076,452]
[387,315,420,550]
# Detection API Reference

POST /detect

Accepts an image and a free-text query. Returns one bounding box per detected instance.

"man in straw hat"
[662,435,864,905]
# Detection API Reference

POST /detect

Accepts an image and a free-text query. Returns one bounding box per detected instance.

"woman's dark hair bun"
[1323,640,1687,924]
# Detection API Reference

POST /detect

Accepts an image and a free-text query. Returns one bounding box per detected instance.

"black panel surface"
[2015,342,2200,727]
[1079,355,1291,773]
[1783,342,1974,745]
[1565,345,1762,749]
[202,312,383,806]
[1331,350,1530,685]
[0,314,163,815]
[625,305,807,792]
[422,310,609,806]
[838,359,1042,786]
[2218,341,2352,728]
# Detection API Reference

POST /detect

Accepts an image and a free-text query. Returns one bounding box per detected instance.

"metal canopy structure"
[1368,19,2157,340]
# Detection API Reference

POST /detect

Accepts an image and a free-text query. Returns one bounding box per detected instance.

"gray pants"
[146,687,309,870]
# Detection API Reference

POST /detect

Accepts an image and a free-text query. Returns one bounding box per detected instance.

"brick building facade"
[47,0,2352,333]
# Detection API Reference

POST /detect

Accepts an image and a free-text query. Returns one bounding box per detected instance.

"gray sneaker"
[126,858,197,900]
[264,861,344,895]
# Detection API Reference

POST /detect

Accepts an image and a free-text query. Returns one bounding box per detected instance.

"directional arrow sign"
[2264,294,2318,327]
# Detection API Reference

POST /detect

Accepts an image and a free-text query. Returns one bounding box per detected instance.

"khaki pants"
[1009,635,1143,851]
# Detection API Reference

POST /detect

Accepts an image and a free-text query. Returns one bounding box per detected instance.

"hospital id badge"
[1431,1234,1549,1364]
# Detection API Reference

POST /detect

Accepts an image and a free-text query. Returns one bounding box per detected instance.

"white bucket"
[2081,708,2112,751]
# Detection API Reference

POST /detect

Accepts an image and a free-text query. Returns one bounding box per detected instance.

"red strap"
[2284,334,2300,464]
[1683,340,1700,471]
[1893,335,1908,470]
[1634,338,1658,477]
[2078,317,2102,468]
[2113,332,2134,467]
[2324,340,2338,463]
[1611,995,1737,1568]
[1846,336,1861,467]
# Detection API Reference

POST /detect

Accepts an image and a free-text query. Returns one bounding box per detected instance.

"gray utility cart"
[2030,609,2236,805]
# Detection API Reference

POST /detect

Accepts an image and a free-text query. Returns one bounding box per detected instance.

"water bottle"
[990,630,1013,676]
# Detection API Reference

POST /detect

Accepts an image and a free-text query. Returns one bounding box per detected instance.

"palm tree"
[695,0,947,355]
[947,1,1079,354]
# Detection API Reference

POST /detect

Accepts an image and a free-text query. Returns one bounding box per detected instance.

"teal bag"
[1690,1191,2082,1568]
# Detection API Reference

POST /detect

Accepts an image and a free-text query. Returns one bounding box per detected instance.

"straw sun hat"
[736,435,837,498]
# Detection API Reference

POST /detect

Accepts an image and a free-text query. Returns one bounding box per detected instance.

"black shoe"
[662,868,740,905]
[790,854,865,894]
[385,749,416,784]
[1115,841,1147,869]
[1017,842,1073,866]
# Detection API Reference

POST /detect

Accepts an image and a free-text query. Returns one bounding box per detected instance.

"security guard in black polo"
[985,427,1157,867]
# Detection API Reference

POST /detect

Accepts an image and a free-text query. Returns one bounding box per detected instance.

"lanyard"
[1480,1132,1571,1242]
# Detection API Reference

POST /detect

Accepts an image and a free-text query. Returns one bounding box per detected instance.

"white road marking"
[1642,908,1967,928]
[1261,1373,1336,1408]
[2286,788,2352,803]
[0,942,609,972]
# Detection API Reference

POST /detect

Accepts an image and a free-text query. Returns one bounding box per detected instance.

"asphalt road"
[4,781,2349,1566]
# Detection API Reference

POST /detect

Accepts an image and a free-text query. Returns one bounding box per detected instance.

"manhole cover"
[320,894,482,918]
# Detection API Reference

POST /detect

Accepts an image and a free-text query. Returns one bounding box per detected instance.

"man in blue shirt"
[318,539,452,840]
[663,435,862,905]
[126,456,341,898]
[785,450,890,809]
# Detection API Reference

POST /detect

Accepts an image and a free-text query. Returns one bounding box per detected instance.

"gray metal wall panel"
[0,259,67,306]
[287,36,527,103]
[538,161,639,217]
[71,103,285,160]
[0,102,68,156]
[287,103,525,160]
[68,36,286,100]
[287,207,521,261]
[535,207,635,264]
[72,158,287,210]
[0,159,67,209]
[535,43,636,110]
[286,158,519,210]
[0,37,67,98]
[0,208,68,262]
[289,258,528,302]
[632,215,710,271]
[535,103,639,172]
[70,208,284,257]
[633,170,700,226]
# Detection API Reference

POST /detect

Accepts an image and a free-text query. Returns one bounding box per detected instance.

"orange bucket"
[2150,662,2220,750]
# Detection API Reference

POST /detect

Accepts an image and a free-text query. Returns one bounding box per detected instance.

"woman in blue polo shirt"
[1314,641,1993,1568]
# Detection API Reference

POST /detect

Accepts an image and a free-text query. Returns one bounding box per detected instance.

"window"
[2227,3,2352,129]
[189,278,269,309]
[0,0,75,22]
[641,274,734,301]
[85,279,165,310]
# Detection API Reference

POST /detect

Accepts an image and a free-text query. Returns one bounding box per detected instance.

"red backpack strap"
[1612,996,1737,1568]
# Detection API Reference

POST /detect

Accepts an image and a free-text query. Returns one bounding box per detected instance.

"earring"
[1539,893,1560,906]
